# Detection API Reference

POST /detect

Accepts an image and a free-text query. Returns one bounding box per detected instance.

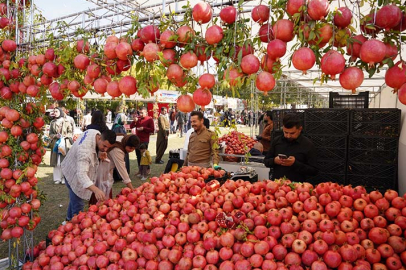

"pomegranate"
[240,54,260,75]
[385,61,406,91]
[273,19,295,42]
[292,47,316,74]
[320,50,346,79]
[119,76,137,96]
[360,39,386,67]
[339,67,364,94]
[140,25,160,44]
[334,7,353,28]
[347,35,367,61]
[220,6,237,24]
[160,30,176,49]
[258,24,274,43]
[192,2,212,24]
[180,51,198,69]
[307,0,329,20]
[142,43,160,62]
[398,83,406,105]
[223,67,243,86]
[286,0,305,16]
[205,25,223,45]
[177,95,195,113]
[177,26,194,45]
[199,73,215,89]
[376,5,402,31]
[251,5,270,24]
[255,71,276,94]
[267,39,287,60]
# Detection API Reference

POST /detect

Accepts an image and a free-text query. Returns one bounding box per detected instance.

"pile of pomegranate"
[219,131,257,158]
[22,168,406,270]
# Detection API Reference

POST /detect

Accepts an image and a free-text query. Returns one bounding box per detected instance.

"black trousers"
[156,134,168,162]
[136,142,149,167]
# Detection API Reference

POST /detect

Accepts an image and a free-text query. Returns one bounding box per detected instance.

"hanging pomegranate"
[140,25,160,44]
[292,48,316,74]
[115,42,133,60]
[161,49,176,67]
[220,6,237,24]
[307,0,330,20]
[267,39,287,61]
[346,35,367,61]
[240,54,260,75]
[339,67,364,94]
[223,67,243,87]
[104,42,117,59]
[333,7,352,28]
[360,12,379,35]
[131,38,144,52]
[385,43,398,60]
[193,88,212,109]
[106,81,121,98]
[192,2,213,24]
[394,12,406,31]
[195,45,209,64]
[141,43,160,62]
[251,5,270,24]
[49,82,64,100]
[166,64,184,83]
[93,78,108,95]
[375,5,402,31]
[359,39,386,67]
[180,52,198,69]
[73,54,90,70]
[286,0,305,16]
[173,75,188,88]
[261,54,278,73]
[273,19,294,42]
[199,74,215,90]
[119,76,137,96]
[320,50,345,80]
[398,83,406,105]
[256,71,275,94]
[258,24,273,43]
[385,62,406,91]
[160,30,177,49]
[205,25,223,45]
[177,95,195,113]
[177,26,195,45]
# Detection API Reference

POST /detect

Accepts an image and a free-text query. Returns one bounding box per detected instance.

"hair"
[139,144,147,150]
[266,111,273,120]
[140,107,147,112]
[161,107,167,112]
[126,135,140,148]
[253,142,264,152]
[91,110,109,133]
[101,130,117,145]
[86,109,91,115]
[283,113,302,129]
[191,111,203,120]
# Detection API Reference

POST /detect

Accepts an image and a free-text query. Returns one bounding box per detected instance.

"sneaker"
[155,160,165,164]
[61,179,65,184]
[136,173,141,177]
[55,180,61,184]
[141,177,147,181]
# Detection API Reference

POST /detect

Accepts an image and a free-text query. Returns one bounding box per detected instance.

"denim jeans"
[65,179,85,221]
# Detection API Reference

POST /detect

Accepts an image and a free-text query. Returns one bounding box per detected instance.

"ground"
[0,126,254,259]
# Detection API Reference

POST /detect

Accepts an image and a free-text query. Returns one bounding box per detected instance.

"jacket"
[140,150,152,166]
[130,116,155,143]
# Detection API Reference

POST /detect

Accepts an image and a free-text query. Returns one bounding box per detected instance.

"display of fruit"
[219,131,257,156]
[22,169,406,270]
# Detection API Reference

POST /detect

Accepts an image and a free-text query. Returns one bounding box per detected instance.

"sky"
[34,0,95,20]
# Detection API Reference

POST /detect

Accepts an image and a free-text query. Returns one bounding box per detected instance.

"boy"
[139,144,152,180]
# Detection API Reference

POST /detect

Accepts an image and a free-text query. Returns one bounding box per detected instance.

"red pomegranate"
[261,54,278,73]
[2,40,16,52]
[223,67,243,86]
[192,2,212,24]
[273,19,294,42]
[93,78,108,95]
[115,42,133,60]
[220,6,237,24]
[385,61,406,91]
[385,43,398,60]
[49,82,64,100]
[339,67,364,94]
[193,88,212,109]
[180,52,198,69]
[104,42,117,59]
[286,0,305,16]
[258,24,274,43]
[334,7,352,28]
[241,54,260,75]
[161,49,176,67]
[251,5,270,24]
[73,54,90,70]
[360,39,386,67]
[117,59,131,71]
[131,38,145,52]
[320,50,345,80]
[292,47,316,74]
[346,35,367,61]
[199,73,215,89]
[376,5,402,31]
[166,64,184,82]
[76,39,90,53]
[398,83,406,105]
[267,39,287,61]
[140,25,160,44]
[177,26,195,45]
[307,0,329,20]
[42,62,57,77]
[177,95,195,113]
[361,12,379,35]
[106,81,121,98]
[195,45,209,64]
[142,43,160,62]
[205,25,223,45]
[160,30,177,49]
[173,75,187,88]
[119,76,137,96]
[256,71,275,94]
[394,12,406,31]
[86,64,101,79]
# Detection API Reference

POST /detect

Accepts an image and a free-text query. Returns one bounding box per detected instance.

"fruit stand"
[0,0,405,269]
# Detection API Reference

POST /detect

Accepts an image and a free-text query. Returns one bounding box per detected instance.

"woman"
[112,107,127,134]
[86,110,109,133]
[89,134,140,204]
[49,107,73,184]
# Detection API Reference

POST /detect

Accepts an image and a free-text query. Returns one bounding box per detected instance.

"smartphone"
[278,154,288,160]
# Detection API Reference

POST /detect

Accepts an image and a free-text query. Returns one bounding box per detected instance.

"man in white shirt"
[81,110,92,131]
[61,129,116,221]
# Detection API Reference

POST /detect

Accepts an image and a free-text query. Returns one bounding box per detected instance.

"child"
[139,144,152,180]
[248,142,265,163]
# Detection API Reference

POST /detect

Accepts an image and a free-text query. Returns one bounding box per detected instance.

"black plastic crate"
[347,162,397,191]
[307,134,348,160]
[305,109,350,135]
[348,136,398,164]
[307,173,346,186]
[272,109,305,132]
[316,160,347,175]
[350,109,401,137]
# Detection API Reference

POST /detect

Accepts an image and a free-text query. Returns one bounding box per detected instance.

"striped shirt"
[61,129,100,200]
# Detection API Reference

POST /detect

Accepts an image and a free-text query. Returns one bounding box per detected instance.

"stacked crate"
[347,109,401,191]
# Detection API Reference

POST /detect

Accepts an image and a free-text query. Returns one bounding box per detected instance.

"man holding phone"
[264,113,318,181]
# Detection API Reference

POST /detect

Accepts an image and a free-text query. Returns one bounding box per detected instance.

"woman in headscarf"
[86,110,109,133]
[49,107,74,184]
[89,134,140,204]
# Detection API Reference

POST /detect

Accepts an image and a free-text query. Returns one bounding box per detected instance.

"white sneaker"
[136,173,141,177]
[61,179,65,184]
[55,180,61,184]
[141,177,147,181]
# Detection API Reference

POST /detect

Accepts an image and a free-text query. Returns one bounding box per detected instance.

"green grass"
[0,126,253,259]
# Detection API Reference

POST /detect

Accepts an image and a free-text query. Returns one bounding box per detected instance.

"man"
[156,107,170,164]
[185,111,220,168]
[264,113,318,182]
[169,107,177,134]
[130,107,155,175]
[176,110,186,137]
[61,129,117,221]
[106,109,112,124]
[256,111,273,156]
[81,110,92,131]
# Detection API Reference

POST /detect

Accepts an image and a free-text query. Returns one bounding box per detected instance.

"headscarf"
[108,134,139,153]
[53,107,64,119]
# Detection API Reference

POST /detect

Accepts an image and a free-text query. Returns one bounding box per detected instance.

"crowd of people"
[47,104,319,223]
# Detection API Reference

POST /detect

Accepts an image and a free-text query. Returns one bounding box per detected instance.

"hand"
[137,127,144,131]
[274,156,283,165]
[98,152,108,161]
[281,156,295,167]
[94,188,106,202]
